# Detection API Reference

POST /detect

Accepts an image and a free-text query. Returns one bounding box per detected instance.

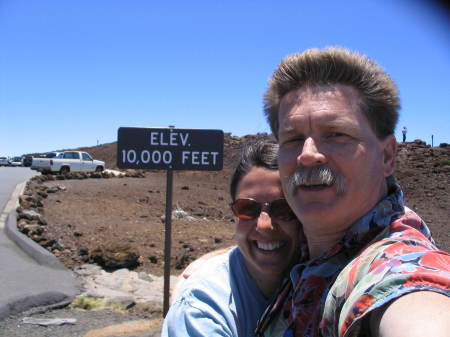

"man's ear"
[382,135,397,177]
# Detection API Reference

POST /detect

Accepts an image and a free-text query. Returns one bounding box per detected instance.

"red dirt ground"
[22,135,450,276]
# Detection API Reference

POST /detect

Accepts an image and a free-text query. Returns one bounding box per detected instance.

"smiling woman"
[162,140,303,337]
[232,166,300,298]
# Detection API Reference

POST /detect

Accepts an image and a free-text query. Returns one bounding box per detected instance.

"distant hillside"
[395,141,450,251]
[57,135,450,251]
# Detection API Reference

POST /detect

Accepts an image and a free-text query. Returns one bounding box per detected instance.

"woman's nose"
[256,211,275,232]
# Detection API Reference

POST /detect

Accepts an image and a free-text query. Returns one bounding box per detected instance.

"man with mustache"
[256,48,450,337]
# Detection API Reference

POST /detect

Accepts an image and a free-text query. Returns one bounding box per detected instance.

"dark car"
[22,156,33,167]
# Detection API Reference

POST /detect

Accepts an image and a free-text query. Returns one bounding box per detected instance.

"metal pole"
[163,169,173,317]
[432,135,434,147]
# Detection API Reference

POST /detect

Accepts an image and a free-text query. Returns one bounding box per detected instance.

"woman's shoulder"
[174,248,238,301]
[164,249,241,337]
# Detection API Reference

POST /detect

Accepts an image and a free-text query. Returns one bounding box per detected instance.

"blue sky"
[1,0,449,157]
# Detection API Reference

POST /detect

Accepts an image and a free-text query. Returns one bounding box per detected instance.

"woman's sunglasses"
[230,198,297,221]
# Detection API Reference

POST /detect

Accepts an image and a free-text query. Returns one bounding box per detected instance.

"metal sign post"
[163,169,173,316]
[117,127,224,318]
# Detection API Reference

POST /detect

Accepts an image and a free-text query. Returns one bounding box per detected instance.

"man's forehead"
[278,85,364,128]
[280,84,363,109]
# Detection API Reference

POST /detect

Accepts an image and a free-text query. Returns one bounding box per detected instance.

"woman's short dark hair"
[230,140,279,201]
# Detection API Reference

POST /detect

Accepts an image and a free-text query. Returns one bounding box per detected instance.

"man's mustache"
[287,166,346,196]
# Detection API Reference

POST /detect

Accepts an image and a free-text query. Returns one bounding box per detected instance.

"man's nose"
[297,137,326,167]
[256,211,275,232]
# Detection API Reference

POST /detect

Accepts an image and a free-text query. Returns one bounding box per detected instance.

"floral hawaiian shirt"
[256,183,450,337]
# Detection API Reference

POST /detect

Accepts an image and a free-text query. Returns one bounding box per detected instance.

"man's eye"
[283,139,305,149]
[286,136,305,144]
[327,133,348,138]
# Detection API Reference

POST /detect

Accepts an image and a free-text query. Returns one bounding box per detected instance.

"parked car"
[30,152,62,172]
[31,151,105,174]
[42,152,63,158]
[22,156,33,167]
[0,157,10,166]
[9,156,24,166]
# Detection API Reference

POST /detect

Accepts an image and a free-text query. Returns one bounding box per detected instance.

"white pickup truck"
[31,151,105,174]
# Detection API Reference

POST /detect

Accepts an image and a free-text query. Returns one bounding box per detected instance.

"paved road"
[0,167,162,337]
[0,167,81,320]
[0,167,37,215]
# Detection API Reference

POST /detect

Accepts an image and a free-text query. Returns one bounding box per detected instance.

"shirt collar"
[309,179,405,263]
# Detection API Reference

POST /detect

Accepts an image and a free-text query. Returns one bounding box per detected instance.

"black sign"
[117,127,224,171]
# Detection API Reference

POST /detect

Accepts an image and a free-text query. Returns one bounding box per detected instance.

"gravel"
[0,306,161,337]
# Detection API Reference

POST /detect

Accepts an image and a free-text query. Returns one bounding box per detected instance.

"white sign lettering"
[182,151,219,165]
[150,132,190,146]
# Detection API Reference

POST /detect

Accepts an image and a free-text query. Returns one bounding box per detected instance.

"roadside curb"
[2,177,67,270]
[5,210,66,270]
[0,180,26,229]
[0,174,82,320]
